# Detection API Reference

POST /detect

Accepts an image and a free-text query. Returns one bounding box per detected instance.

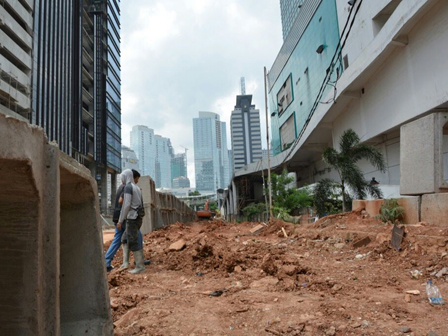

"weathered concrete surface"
[0,114,113,335]
[401,113,448,195]
[421,193,448,227]
[139,176,196,234]
[353,197,420,224]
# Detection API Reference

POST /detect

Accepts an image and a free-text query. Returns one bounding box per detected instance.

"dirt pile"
[106,211,448,335]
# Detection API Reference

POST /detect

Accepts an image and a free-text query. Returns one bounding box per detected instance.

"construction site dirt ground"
[104,211,448,336]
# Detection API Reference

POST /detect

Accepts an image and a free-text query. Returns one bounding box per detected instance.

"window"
[277,74,293,116]
[280,113,296,150]
[343,55,349,70]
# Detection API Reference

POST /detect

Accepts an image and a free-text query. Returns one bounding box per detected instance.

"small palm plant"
[377,199,405,224]
[322,129,386,212]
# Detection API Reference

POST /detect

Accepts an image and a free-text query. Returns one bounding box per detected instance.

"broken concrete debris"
[106,208,448,334]
[169,239,187,251]
[250,224,265,234]
[353,236,371,248]
[435,267,447,278]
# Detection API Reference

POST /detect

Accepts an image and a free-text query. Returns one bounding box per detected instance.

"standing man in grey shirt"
[117,169,146,274]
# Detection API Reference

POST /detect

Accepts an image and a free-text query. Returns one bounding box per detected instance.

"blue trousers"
[105,222,143,267]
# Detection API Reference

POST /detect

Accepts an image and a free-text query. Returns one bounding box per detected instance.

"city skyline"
[193,112,230,192]
[120,1,283,187]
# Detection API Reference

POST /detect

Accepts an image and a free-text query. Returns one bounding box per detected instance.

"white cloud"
[121,0,282,187]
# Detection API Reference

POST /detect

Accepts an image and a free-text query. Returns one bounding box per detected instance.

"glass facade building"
[105,0,122,172]
[30,0,121,174]
[172,153,188,181]
[193,112,230,192]
[130,125,156,177]
[31,0,75,155]
[280,0,305,40]
[154,135,173,188]
[269,0,341,155]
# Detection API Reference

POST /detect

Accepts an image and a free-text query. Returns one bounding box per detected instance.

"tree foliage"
[189,190,201,196]
[270,170,313,213]
[242,203,266,221]
[322,129,385,212]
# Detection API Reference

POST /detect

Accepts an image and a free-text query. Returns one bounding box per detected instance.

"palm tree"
[322,129,386,212]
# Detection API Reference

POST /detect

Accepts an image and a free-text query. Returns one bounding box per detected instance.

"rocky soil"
[105,210,448,336]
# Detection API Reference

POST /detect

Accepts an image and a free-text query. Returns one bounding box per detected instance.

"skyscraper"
[130,125,156,177]
[280,0,305,40]
[193,112,230,192]
[0,1,33,121]
[172,153,188,181]
[0,1,124,212]
[230,95,262,171]
[121,145,139,171]
[154,135,173,188]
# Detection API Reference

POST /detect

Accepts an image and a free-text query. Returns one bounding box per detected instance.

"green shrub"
[376,199,404,224]
[242,203,266,221]
[270,171,313,213]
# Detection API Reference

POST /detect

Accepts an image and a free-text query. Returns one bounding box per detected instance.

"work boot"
[129,249,145,274]
[120,244,130,269]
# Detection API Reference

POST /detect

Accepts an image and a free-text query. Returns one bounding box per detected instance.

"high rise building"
[172,153,187,181]
[0,1,124,212]
[31,0,121,173]
[130,126,175,188]
[121,145,139,171]
[262,149,273,161]
[193,112,230,192]
[228,149,234,180]
[154,135,173,188]
[0,1,33,121]
[230,95,262,171]
[130,125,156,177]
[173,176,191,189]
[280,0,305,40]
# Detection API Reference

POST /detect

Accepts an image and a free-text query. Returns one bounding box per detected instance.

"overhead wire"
[280,0,364,165]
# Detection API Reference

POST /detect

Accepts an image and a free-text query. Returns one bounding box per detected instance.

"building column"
[111,172,117,212]
[232,180,238,221]
[100,168,108,215]
[229,187,234,222]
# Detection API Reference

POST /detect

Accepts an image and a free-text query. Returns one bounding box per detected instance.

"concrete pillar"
[100,168,108,214]
[0,114,112,335]
[111,172,117,212]
[232,180,238,221]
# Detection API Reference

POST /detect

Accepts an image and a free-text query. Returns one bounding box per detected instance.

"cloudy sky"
[121,0,283,187]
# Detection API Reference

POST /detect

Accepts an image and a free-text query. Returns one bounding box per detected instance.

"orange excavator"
[197,199,213,220]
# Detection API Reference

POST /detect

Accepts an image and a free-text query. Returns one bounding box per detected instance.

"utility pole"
[264,67,273,219]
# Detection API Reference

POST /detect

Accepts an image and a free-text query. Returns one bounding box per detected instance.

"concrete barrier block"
[0,114,112,335]
[352,197,420,224]
[401,113,448,195]
[421,193,448,226]
[59,155,113,335]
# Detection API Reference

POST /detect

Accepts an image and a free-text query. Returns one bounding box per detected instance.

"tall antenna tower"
[240,77,246,95]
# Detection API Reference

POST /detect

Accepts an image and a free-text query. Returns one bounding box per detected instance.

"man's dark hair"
[132,169,141,179]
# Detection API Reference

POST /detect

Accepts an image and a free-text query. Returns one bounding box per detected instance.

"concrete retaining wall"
[421,193,448,227]
[139,176,196,234]
[0,114,112,335]
[353,197,420,224]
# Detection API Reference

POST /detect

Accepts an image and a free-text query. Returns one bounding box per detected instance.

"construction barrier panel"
[139,176,196,234]
[0,114,113,335]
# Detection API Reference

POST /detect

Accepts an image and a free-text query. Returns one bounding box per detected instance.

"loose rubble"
[105,211,448,335]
